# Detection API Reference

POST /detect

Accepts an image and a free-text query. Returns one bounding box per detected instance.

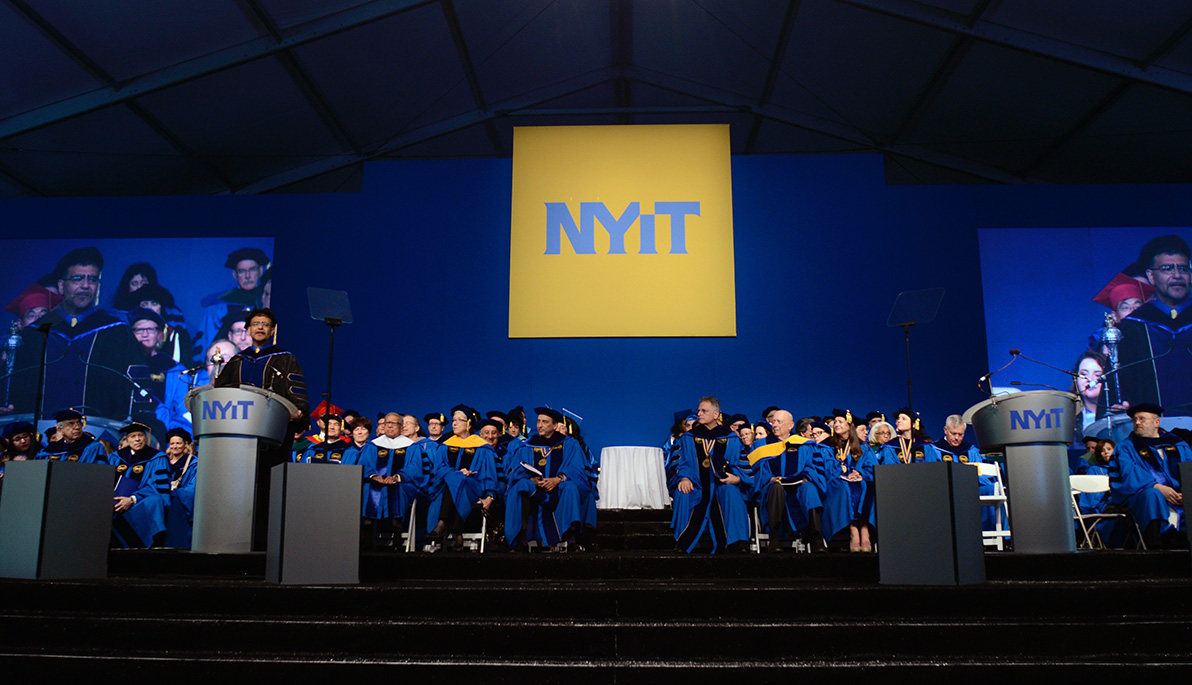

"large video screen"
[978,227,1192,437]
[0,237,273,435]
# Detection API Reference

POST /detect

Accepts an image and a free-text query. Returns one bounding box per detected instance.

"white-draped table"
[596,446,671,510]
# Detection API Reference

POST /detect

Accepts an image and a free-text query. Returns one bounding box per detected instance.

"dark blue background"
[5,153,1192,452]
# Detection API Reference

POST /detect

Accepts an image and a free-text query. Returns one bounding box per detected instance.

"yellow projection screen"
[509,124,736,338]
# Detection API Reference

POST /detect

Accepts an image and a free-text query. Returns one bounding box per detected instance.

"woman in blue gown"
[822,409,879,553]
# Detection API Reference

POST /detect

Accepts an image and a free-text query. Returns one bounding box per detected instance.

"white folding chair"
[459,511,487,553]
[974,461,1011,551]
[750,503,768,554]
[1069,474,1146,550]
[421,506,487,553]
[400,499,418,553]
[750,487,810,554]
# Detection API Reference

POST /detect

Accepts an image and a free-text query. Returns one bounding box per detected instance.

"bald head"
[770,410,794,440]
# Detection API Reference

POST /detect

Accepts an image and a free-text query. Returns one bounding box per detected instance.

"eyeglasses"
[65,274,100,283]
[1148,264,1192,274]
[234,267,261,276]
[248,321,273,329]
[132,326,161,335]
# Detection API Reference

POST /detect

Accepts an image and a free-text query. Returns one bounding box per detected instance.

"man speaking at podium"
[214,307,309,548]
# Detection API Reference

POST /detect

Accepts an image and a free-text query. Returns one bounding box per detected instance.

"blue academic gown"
[881,437,929,464]
[196,288,258,355]
[504,433,590,547]
[349,439,421,521]
[302,437,351,464]
[1074,460,1110,514]
[156,368,209,434]
[924,440,1001,531]
[425,435,498,533]
[110,446,168,548]
[158,453,198,549]
[36,434,107,464]
[404,437,440,494]
[1109,431,1192,536]
[670,424,751,553]
[749,437,825,537]
[821,441,879,539]
[573,439,600,535]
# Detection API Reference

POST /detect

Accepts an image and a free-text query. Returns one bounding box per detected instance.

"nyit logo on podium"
[509,124,736,338]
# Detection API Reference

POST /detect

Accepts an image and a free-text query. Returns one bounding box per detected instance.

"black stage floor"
[3,547,1191,680]
[3,506,1191,679]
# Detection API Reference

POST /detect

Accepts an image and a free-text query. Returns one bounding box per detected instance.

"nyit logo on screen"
[509,125,735,338]
[544,202,699,255]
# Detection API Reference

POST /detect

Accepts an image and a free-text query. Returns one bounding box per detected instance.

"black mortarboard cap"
[1126,403,1163,418]
[128,307,165,328]
[165,428,193,443]
[119,422,151,435]
[224,247,270,269]
[536,406,565,424]
[2,421,34,439]
[132,282,176,309]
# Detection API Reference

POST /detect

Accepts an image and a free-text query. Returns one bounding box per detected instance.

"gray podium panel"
[266,462,361,585]
[191,435,258,553]
[876,462,985,586]
[0,460,114,579]
[1005,445,1076,554]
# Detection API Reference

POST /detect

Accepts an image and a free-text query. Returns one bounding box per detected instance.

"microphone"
[1011,381,1061,391]
[978,353,1020,389]
[1012,349,1078,378]
[179,363,206,376]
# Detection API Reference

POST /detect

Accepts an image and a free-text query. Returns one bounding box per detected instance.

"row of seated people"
[274,404,598,552]
[7,401,1185,554]
[0,403,599,552]
[1070,403,1191,548]
[0,412,198,549]
[665,399,1004,554]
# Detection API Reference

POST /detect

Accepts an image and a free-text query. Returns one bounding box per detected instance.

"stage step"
[2,555,1191,678]
[595,508,674,550]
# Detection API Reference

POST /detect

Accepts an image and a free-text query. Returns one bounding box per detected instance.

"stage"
[1,509,1190,679]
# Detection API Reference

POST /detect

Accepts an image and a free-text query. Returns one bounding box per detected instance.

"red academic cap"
[310,400,344,419]
[1092,272,1155,310]
[4,283,63,318]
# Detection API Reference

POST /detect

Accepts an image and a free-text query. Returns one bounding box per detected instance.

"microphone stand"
[322,317,342,420]
[1098,313,1122,406]
[32,321,52,435]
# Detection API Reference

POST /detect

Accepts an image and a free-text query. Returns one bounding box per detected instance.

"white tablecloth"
[597,445,671,510]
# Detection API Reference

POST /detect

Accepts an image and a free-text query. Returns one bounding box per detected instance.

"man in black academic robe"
[9,247,142,421]
[1115,236,1192,416]
[213,307,308,549]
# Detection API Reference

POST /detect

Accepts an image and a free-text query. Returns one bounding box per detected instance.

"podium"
[186,384,298,554]
[964,390,1079,554]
